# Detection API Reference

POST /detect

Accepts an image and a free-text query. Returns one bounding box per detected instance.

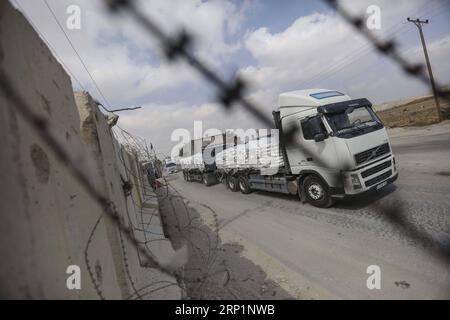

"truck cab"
[277,89,398,206]
[164,160,178,175]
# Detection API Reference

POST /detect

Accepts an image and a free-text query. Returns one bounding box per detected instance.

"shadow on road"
[173,171,399,212]
[156,185,295,300]
[237,183,398,211]
[333,184,398,210]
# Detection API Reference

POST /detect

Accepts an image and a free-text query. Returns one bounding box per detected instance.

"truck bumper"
[332,155,398,198]
[333,172,398,199]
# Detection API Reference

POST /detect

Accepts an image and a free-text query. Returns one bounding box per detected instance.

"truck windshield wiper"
[337,125,364,134]
[351,119,361,126]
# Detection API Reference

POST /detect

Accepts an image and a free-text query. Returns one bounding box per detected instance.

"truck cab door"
[284,114,338,176]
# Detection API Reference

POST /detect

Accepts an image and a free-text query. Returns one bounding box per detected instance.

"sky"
[11,0,450,156]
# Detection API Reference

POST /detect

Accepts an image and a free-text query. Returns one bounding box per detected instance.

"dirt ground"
[387,120,450,138]
[375,90,450,127]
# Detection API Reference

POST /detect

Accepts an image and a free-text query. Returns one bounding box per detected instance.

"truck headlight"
[351,174,362,189]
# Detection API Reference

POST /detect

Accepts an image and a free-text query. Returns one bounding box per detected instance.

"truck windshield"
[325,106,383,138]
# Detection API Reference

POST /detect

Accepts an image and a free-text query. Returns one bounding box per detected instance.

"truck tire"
[302,175,334,208]
[203,173,214,186]
[227,175,239,192]
[216,171,225,183]
[238,176,252,194]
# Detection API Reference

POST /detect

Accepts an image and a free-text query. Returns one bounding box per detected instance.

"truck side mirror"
[314,132,327,142]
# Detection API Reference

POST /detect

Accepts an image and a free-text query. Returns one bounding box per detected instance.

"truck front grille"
[354,143,390,165]
[365,170,392,187]
[361,160,391,178]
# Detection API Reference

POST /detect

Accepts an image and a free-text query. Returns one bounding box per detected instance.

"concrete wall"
[0,0,180,299]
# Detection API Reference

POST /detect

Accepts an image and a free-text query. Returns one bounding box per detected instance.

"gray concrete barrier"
[0,0,180,299]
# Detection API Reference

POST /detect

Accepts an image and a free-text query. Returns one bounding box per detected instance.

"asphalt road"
[164,129,450,299]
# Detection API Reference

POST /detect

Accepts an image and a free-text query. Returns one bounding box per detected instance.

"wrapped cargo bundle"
[216,136,284,173]
[179,156,190,169]
[179,153,205,170]
[215,146,235,169]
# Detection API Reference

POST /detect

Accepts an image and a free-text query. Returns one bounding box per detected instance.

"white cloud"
[14,0,251,103]
[238,0,449,106]
[238,11,369,108]
[139,0,245,63]
[118,99,265,155]
[13,0,450,154]
[241,12,364,86]
[102,0,450,153]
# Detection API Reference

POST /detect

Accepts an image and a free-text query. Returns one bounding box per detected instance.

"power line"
[322,0,443,98]
[309,2,449,88]
[42,0,113,109]
[12,0,86,91]
[318,2,446,82]
[298,1,447,88]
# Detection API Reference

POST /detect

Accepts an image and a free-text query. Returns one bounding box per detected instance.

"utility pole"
[407,17,442,122]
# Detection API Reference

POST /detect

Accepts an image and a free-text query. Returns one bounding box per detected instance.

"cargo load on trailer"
[215,136,284,172]
[179,153,205,170]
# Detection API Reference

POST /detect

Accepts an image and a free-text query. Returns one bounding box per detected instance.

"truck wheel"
[216,171,225,183]
[203,173,214,186]
[303,175,334,208]
[238,176,252,194]
[227,175,239,192]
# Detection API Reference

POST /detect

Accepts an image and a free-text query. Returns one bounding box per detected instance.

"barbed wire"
[297,1,448,89]
[43,0,115,110]
[116,133,227,298]
[323,0,450,105]
[103,0,450,268]
[84,214,106,300]
[108,127,183,299]
[117,222,143,300]
[2,0,450,300]
[111,125,222,299]
[320,0,450,263]
[104,0,275,130]
[0,70,179,294]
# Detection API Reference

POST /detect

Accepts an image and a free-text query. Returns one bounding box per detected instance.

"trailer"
[179,136,225,186]
[181,89,398,208]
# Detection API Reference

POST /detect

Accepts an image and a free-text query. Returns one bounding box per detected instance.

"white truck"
[181,89,398,207]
